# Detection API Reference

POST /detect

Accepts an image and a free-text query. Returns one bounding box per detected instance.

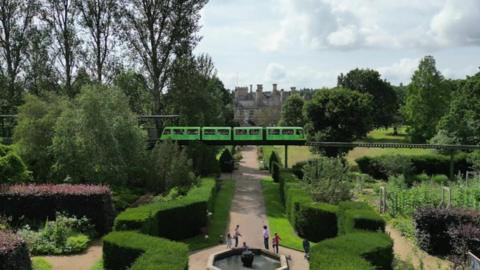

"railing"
[470,252,480,270]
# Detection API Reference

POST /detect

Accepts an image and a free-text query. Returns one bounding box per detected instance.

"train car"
[266,127,305,141]
[161,127,201,140]
[233,127,263,141]
[202,127,232,141]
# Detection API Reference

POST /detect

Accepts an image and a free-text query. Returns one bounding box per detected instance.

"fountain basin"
[207,248,288,270]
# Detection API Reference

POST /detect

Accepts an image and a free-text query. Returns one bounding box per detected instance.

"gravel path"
[42,240,102,270]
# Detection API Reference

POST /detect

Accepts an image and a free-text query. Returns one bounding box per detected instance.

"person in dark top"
[303,238,310,259]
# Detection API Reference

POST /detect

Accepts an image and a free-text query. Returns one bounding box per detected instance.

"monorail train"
[160,127,305,141]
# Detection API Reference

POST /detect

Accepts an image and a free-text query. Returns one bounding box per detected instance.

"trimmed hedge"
[103,231,188,270]
[0,184,114,234]
[356,153,471,180]
[295,202,338,242]
[269,151,281,172]
[218,149,234,173]
[414,207,480,256]
[338,201,385,235]
[310,232,394,270]
[114,178,216,240]
[272,162,280,183]
[0,231,31,270]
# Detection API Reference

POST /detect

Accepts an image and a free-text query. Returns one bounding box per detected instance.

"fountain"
[207,248,288,270]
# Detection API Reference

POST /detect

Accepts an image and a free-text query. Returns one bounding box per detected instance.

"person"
[272,233,281,254]
[303,238,310,259]
[226,233,232,249]
[262,225,270,250]
[234,225,242,248]
[242,242,249,251]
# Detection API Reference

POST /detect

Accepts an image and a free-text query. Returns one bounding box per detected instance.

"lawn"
[261,145,317,168]
[91,259,104,270]
[32,258,52,270]
[261,177,304,251]
[184,178,236,251]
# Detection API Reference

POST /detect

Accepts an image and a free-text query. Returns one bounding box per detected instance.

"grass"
[261,145,317,168]
[32,257,52,270]
[364,127,409,143]
[183,178,236,251]
[261,177,304,251]
[90,259,104,270]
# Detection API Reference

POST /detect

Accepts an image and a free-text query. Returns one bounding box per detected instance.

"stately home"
[233,84,296,125]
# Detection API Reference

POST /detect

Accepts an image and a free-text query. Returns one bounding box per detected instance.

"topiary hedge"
[0,231,31,270]
[310,232,394,270]
[338,201,385,235]
[295,202,338,242]
[0,184,114,235]
[218,149,234,173]
[114,178,216,240]
[268,151,281,172]
[356,153,471,180]
[271,162,280,183]
[103,231,188,270]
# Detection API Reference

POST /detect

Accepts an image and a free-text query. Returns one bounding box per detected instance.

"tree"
[279,93,304,126]
[0,0,37,109]
[338,68,398,128]
[76,0,117,83]
[13,94,67,181]
[218,148,234,173]
[303,88,373,156]
[403,56,451,142]
[113,69,152,114]
[42,0,80,97]
[116,0,208,114]
[52,84,147,185]
[434,73,480,145]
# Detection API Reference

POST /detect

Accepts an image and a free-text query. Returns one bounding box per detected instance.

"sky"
[194,0,480,90]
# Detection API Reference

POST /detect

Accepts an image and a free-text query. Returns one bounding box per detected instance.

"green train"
[160,126,305,141]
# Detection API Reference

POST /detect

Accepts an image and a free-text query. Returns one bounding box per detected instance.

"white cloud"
[264,63,288,83]
[377,58,420,85]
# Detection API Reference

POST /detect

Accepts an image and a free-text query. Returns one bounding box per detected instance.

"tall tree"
[0,0,37,109]
[76,0,116,83]
[403,56,451,142]
[338,68,398,128]
[42,0,80,97]
[117,0,208,114]
[279,93,305,126]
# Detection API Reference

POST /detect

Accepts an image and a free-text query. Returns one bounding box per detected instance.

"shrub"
[103,231,188,270]
[310,232,393,270]
[114,178,216,240]
[295,202,338,242]
[338,201,385,235]
[448,223,480,268]
[279,170,298,203]
[0,184,114,234]
[218,149,234,173]
[0,231,31,270]
[271,162,280,183]
[0,144,31,183]
[432,174,449,185]
[269,151,280,172]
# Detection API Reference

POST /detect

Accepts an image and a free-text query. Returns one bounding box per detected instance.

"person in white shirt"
[234,225,242,247]
[262,225,270,250]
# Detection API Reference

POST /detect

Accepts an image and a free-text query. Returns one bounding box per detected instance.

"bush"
[448,223,480,268]
[295,202,338,242]
[310,232,393,270]
[103,231,188,270]
[414,207,480,256]
[0,144,31,183]
[271,162,280,183]
[291,160,308,179]
[338,201,385,235]
[218,149,234,173]
[0,184,114,234]
[269,151,280,172]
[114,178,216,240]
[0,231,31,270]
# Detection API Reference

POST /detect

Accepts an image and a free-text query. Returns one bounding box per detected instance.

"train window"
[204,129,215,135]
[282,129,294,135]
[187,129,199,135]
[235,129,247,135]
[173,129,184,135]
[269,129,280,135]
[218,129,230,135]
[163,129,171,135]
[296,129,304,135]
[249,129,260,135]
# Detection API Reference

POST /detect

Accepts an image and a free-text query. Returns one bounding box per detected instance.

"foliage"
[271,162,280,183]
[32,258,52,270]
[268,151,281,172]
[0,184,114,234]
[218,149,234,173]
[148,140,196,194]
[338,68,398,128]
[436,73,480,145]
[0,230,31,270]
[103,231,188,270]
[295,202,338,242]
[113,70,152,114]
[0,145,31,183]
[90,259,103,270]
[468,150,480,172]
[17,213,93,255]
[13,94,66,181]
[302,157,352,204]
[52,84,147,186]
[185,142,221,176]
[114,178,216,240]
[279,94,305,126]
[337,202,385,235]
[310,232,394,270]
[304,88,374,156]
[403,56,451,142]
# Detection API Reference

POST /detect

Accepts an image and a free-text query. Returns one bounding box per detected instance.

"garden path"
[41,240,102,270]
[189,146,309,270]
[386,225,453,270]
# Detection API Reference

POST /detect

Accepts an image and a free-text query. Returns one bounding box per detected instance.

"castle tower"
[255,84,263,105]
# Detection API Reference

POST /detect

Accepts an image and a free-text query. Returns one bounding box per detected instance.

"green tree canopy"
[403,56,451,142]
[113,70,152,115]
[279,93,305,127]
[338,68,398,128]
[303,88,373,156]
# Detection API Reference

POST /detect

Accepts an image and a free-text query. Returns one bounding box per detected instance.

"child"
[272,233,281,254]
[226,233,232,249]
